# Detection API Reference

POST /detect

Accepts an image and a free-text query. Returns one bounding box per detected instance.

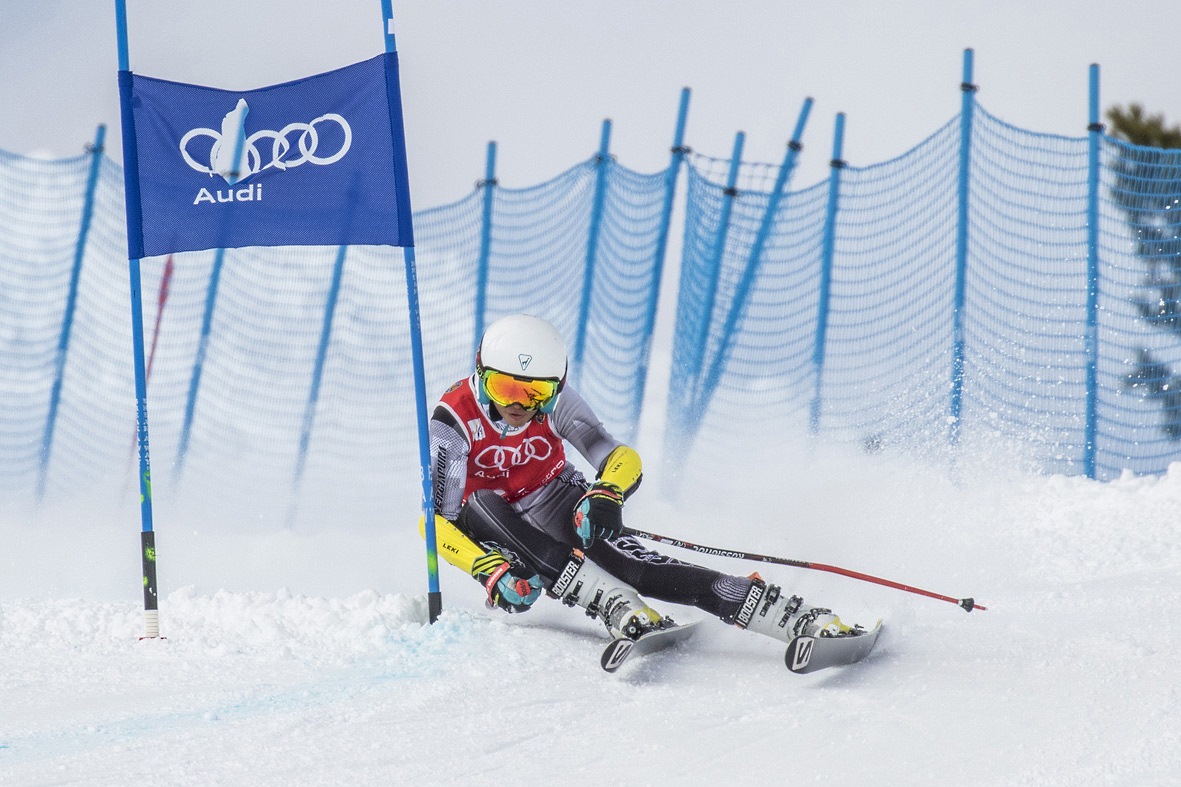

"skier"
[423,313,856,646]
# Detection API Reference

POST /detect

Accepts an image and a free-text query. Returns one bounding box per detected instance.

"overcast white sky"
[3,1,1180,208]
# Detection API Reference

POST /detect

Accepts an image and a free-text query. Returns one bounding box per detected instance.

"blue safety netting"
[0,148,122,505]
[10,93,1181,519]
[0,147,669,517]
[666,104,1181,481]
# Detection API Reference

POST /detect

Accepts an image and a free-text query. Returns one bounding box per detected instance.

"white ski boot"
[732,576,854,643]
[550,551,666,640]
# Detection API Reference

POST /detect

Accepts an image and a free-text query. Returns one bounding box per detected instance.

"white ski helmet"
[476,314,567,412]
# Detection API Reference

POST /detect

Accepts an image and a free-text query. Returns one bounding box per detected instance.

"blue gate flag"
[118,52,414,257]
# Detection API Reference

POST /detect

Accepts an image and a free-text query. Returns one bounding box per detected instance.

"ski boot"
[550,551,668,640]
[731,576,856,643]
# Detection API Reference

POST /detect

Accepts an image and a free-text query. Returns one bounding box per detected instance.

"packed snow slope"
[1,438,1178,786]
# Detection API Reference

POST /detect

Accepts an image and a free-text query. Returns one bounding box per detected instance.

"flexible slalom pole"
[121,254,175,503]
[622,527,985,612]
[383,0,440,623]
[116,0,162,640]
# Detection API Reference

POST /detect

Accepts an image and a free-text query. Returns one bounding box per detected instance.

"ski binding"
[784,619,883,674]
[600,619,701,672]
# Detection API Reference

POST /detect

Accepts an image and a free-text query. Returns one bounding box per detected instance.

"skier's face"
[497,401,537,429]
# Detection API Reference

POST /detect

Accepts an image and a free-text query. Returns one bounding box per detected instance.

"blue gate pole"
[36,123,106,504]
[115,0,161,639]
[383,0,440,623]
[570,119,613,389]
[697,98,813,420]
[291,245,348,505]
[632,88,691,433]
[949,48,977,446]
[1083,63,1102,479]
[472,141,497,357]
[809,113,846,434]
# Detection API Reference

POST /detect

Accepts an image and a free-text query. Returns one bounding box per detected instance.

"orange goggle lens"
[481,370,559,410]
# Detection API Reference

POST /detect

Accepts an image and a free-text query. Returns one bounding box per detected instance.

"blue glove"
[472,550,543,613]
[573,481,625,549]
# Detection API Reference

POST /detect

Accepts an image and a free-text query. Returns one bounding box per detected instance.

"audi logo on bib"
[474,437,554,472]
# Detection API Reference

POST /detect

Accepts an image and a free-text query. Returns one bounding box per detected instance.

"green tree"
[1108,103,1181,438]
[1106,103,1181,148]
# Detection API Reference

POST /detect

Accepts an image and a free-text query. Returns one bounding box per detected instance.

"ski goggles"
[480,369,560,410]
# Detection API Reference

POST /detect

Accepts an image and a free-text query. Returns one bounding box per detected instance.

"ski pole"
[622,526,985,612]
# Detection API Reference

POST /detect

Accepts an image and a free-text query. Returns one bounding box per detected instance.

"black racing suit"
[428,379,752,620]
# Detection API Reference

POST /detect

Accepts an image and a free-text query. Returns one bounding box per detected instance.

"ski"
[784,620,883,674]
[600,619,701,672]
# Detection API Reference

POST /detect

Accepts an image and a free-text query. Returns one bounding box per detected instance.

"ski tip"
[601,638,634,672]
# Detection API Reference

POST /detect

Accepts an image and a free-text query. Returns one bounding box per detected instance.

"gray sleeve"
[549,385,620,474]
[428,406,470,521]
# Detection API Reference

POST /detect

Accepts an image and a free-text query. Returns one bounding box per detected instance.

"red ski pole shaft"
[144,254,174,379]
[622,527,985,612]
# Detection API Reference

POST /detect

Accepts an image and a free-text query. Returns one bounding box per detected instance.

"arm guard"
[418,514,486,576]
[597,444,642,498]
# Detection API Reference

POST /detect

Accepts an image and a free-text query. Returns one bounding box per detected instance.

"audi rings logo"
[473,437,553,473]
[180,98,352,184]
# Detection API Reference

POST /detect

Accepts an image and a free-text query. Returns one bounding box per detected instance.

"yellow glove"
[572,446,643,548]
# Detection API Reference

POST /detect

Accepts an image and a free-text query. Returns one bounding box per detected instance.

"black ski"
[600,619,701,672]
[784,620,883,674]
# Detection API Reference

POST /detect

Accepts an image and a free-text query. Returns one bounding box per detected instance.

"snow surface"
[2,434,1178,786]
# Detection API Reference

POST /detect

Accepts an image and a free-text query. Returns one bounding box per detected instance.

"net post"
[37,123,107,504]
[664,131,744,494]
[175,105,249,480]
[633,88,692,436]
[571,119,613,388]
[472,140,498,358]
[687,130,746,410]
[698,97,813,420]
[810,113,846,434]
[949,48,976,446]
[174,247,225,479]
[1084,63,1102,479]
[291,244,349,515]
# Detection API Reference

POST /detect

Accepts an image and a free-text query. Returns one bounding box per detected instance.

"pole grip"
[140,531,161,637]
